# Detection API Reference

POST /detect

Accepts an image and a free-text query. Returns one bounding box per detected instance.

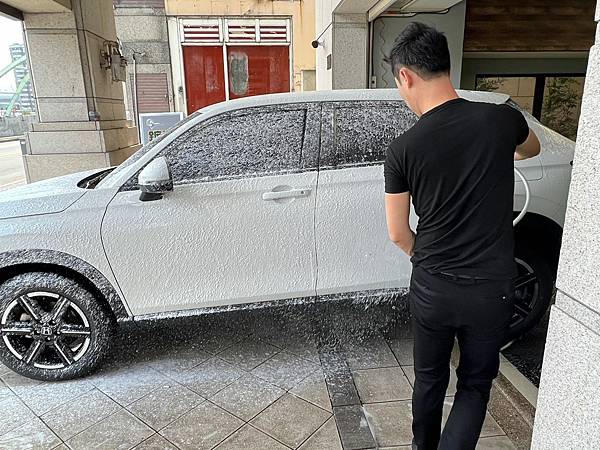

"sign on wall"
[139,112,184,145]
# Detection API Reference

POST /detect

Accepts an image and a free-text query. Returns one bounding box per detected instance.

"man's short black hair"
[384,22,451,81]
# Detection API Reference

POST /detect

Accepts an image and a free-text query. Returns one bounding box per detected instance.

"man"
[383,22,540,450]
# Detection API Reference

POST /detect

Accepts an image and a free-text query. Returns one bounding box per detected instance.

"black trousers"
[408,265,515,450]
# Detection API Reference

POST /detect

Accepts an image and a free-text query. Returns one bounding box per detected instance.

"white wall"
[371,1,466,89]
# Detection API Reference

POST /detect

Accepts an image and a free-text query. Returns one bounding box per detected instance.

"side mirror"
[138,156,173,202]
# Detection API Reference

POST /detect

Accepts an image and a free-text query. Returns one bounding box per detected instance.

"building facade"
[165,0,316,115]
[114,0,316,120]
[114,0,173,125]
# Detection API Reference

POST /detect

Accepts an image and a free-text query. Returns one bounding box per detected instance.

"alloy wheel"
[511,257,539,329]
[0,291,92,369]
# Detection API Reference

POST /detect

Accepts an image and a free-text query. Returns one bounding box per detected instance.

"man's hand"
[385,192,416,257]
[515,129,541,161]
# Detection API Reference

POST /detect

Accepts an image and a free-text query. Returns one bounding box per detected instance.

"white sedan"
[0,89,573,380]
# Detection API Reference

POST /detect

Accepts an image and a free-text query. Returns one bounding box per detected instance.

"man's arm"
[514,129,541,161]
[385,192,416,257]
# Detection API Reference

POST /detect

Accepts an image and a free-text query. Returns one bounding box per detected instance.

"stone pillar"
[331,13,369,89]
[315,0,370,91]
[531,3,600,449]
[22,0,139,182]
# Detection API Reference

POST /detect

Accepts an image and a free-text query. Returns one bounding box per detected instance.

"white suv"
[0,89,573,381]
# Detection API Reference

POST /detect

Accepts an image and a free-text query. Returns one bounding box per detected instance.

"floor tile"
[160,402,243,450]
[18,378,95,416]
[251,394,331,449]
[442,398,505,438]
[128,383,204,430]
[290,369,332,412]
[194,331,244,355]
[210,374,284,421]
[218,339,280,371]
[354,367,413,403]
[387,339,414,366]
[66,409,154,450]
[0,394,36,435]
[320,351,360,407]
[280,338,321,363]
[298,417,342,450]
[41,388,121,441]
[363,400,414,447]
[0,363,13,377]
[133,433,179,449]
[251,351,319,390]
[402,365,458,396]
[91,366,172,406]
[343,338,398,370]
[215,424,290,450]
[332,405,376,450]
[173,357,245,397]
[146,346,212,378]
[0,379,13,402]
[0,417,61,450]
[476,435,516,449]
[0,371,43,395]
[250,324,292,349]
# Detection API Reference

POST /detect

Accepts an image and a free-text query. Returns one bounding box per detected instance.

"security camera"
[311,40,322,49]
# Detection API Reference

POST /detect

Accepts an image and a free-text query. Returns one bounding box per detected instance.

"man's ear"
[398,67,412,88]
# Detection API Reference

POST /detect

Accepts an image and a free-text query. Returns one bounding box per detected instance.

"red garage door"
[227,46,290,100]
[180,18,291,114]
[182,46,226,114]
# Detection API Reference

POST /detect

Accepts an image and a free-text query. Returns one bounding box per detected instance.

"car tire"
[0,272,116,381]
[505,245,554,345]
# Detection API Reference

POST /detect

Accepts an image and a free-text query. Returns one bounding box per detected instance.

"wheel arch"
[513,212,563,280]
[0,249,131,321]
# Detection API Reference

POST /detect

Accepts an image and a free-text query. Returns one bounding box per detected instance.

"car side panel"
[315,165,415,295]
[102,171,318,315]
[0,188,131,317]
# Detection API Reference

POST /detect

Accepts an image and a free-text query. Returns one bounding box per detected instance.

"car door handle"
[262,188,311,201]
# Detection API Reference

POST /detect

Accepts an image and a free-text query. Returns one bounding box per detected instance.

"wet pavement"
[502,308,550,388]
[0,297,517,449]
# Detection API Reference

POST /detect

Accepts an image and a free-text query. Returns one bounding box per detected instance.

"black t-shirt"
[384,98,529,280]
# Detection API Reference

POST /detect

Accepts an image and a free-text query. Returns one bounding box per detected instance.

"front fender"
[0,249,131,320]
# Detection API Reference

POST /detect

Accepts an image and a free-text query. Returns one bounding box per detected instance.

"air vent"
[181,20,221,44]
[259,20,288,43]
[181,18,290,45]
[226,20,257,42]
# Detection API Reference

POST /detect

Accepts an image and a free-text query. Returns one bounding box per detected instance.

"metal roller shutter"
[135,73,170,113]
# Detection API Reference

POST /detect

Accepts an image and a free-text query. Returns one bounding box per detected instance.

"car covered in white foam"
[0,89,573,380]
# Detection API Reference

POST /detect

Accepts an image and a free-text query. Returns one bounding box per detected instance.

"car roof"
[197,88,511,116]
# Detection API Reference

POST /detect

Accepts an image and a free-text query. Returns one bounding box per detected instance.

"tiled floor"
[0,298,517,449]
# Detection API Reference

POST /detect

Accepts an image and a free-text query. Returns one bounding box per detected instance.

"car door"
[315,100,418,296]
[101,103,320,316]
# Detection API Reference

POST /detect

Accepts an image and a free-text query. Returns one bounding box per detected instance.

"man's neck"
[415,79,459,117]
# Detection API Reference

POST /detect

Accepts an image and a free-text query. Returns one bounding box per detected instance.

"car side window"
[161,105,309,184]
[321,101,417,168]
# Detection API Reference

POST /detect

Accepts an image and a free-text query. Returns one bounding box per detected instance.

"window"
[161,107,307,183]
[476,75,585,141]
[540,77,585,141]
[327,101,416,167]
